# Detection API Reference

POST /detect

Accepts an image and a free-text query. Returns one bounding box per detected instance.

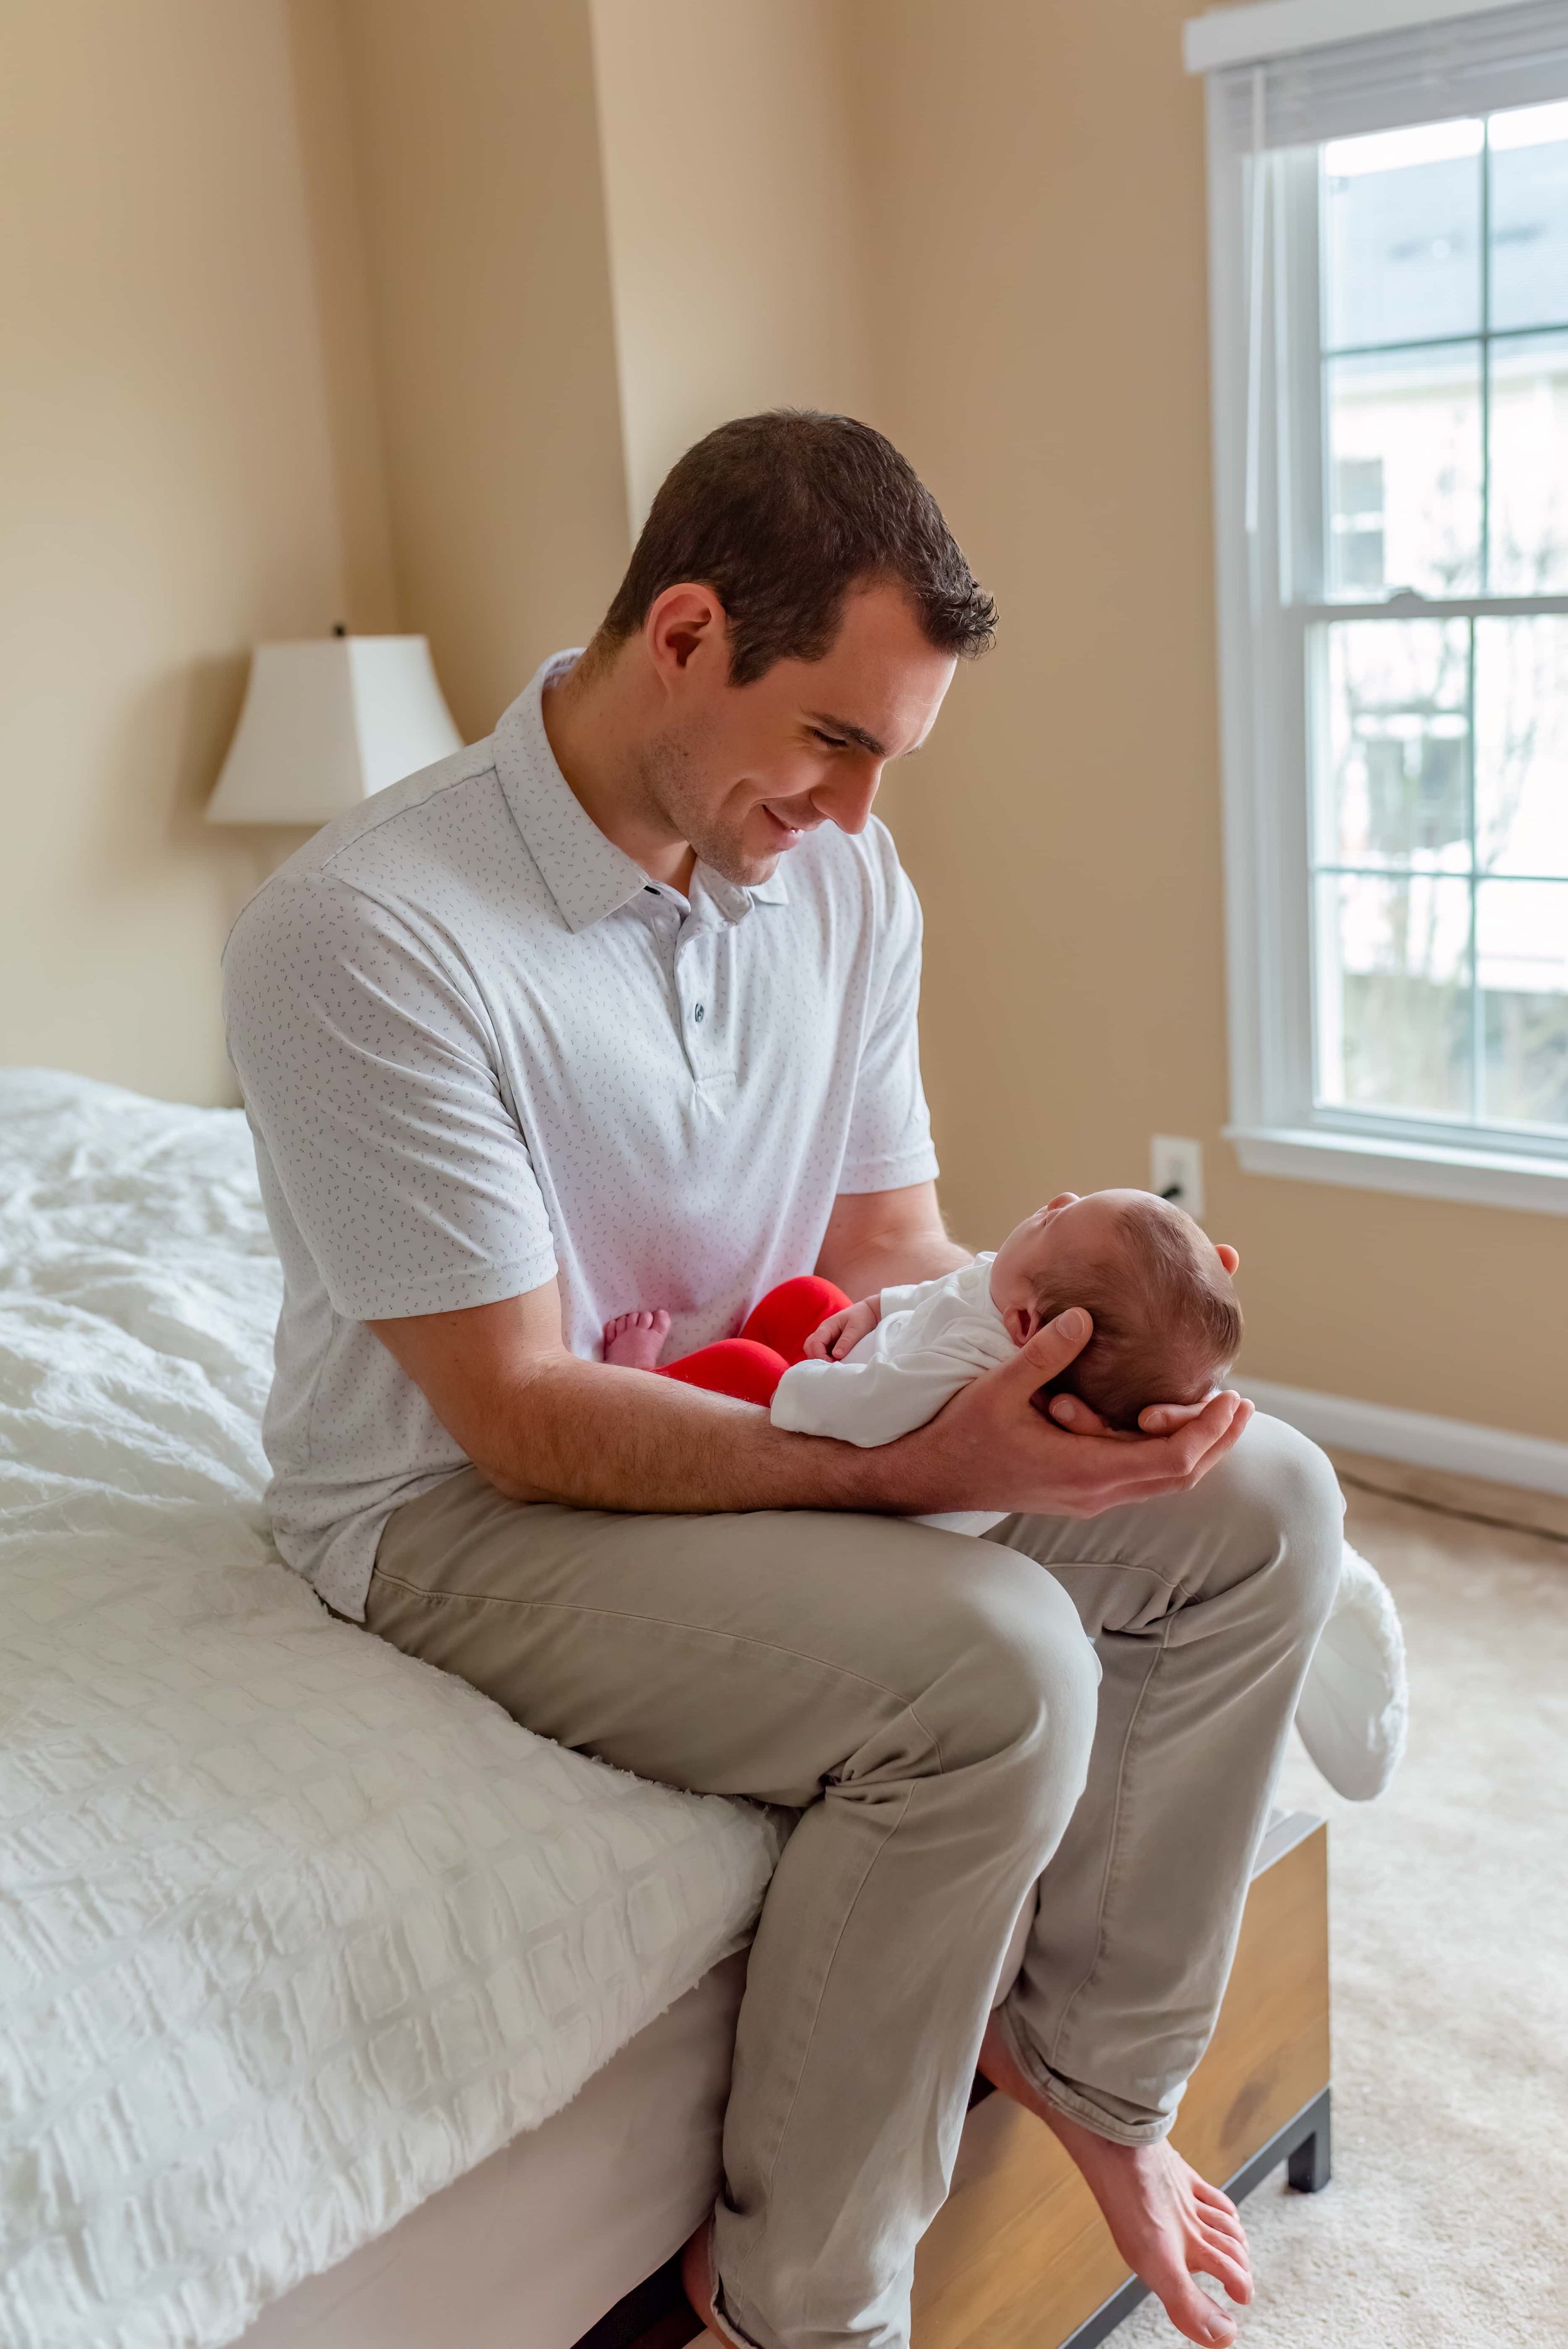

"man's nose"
[819,758,884,835]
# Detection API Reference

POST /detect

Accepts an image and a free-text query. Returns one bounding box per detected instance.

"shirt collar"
[491,652,792,931]
[491,654,649,934]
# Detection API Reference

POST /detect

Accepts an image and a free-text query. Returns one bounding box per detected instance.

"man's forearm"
[816,1214,970,1303]
[837,1233,972,1300]
[376,1286,1254,1531]
[813,1178,972,1303]
[475,1353,914,1515]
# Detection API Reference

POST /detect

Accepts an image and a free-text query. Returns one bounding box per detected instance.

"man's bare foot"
[602,1308,670,1370]
[979,2017,1253,2347]
[681,2216,729,2345]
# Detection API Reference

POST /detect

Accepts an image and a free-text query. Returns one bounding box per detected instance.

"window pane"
[1478,879,1568,1128]
[1323,119,1482,351]
[1317,872,1473,1115]
[1326,347,1482,597]
[1488,100,1568,334]
[1475,618,1568,879]
[1488,331,1568,593]
[1322,620,1471,869]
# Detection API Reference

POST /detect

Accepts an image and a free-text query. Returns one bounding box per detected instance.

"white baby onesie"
[771,1254,1014,1535]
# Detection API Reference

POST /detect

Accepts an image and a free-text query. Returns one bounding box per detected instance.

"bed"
[0,1070,781,2349]
[0,1068,1348,2349]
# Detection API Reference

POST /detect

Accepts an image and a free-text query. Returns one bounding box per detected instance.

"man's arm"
[369,1280,1253,1523]
[814,1180,970,1299]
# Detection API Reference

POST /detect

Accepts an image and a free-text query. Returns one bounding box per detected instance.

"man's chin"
[699,840,785,889]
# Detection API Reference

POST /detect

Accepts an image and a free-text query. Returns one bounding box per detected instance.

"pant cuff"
[710,2297,765,2349]
[1039,2075,1175,2148]
[998,2008,1175,2148]
[697,2216,771,2349]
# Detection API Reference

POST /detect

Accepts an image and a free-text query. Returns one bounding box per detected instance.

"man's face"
[636,581,958,886]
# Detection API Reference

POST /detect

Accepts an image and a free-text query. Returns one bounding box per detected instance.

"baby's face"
[988,1192,1138,1334]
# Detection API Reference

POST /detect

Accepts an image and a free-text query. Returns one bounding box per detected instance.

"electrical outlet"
[1150,1135,1205,1222]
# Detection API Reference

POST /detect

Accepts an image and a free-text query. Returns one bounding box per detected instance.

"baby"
[781,1188,1240,1433]
[602,1190,1242,1529]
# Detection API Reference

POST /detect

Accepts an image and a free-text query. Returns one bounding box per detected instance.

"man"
[225,412,1342,2349]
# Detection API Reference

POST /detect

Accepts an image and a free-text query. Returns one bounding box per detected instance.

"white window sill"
[1226,1125,1568,1216]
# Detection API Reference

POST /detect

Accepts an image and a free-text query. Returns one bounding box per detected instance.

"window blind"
[1204,1,1568,150]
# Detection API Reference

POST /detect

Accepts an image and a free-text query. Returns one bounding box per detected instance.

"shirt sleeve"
[837,830,940,1196]
[223,872,558,1321]
[769,1354,972,1446]
[877,1273,958,1320]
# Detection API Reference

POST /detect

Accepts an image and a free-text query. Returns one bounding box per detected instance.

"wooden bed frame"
[579,1811,1330,2349]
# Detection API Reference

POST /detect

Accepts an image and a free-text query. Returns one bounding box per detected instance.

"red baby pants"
[657,1276,852,1408]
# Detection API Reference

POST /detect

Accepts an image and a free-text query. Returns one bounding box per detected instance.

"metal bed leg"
[1286,2092,1332,2193]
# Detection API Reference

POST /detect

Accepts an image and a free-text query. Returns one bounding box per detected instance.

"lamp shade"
[206,635,463,825]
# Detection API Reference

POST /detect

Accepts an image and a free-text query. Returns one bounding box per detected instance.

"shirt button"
[694,1003,706,1024]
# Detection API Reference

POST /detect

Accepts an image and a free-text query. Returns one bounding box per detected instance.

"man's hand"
[803,1296,881,1360]
[889,1308,1253,1520]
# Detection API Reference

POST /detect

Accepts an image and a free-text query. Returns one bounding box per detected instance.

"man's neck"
[541,650,696,891]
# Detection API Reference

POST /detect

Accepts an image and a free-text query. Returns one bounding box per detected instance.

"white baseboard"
[1241,1378,1568,1501]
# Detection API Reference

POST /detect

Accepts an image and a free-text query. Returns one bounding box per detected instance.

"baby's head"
[988,1190,1242,1432]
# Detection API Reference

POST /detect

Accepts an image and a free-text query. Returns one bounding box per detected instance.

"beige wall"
[334,0,632,743]
[0,0,390,1106]
[847,0,1568,1442]
[589,0,873,528]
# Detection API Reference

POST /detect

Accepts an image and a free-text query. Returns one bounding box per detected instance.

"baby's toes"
[651,1309,672,1335]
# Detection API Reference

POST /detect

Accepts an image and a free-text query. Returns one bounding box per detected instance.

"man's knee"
[916,1537,1101,1806]
[1205,1411,1345,1634]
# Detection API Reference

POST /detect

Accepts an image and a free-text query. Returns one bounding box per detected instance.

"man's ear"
[1215,1243,1240,1274]
[645,582,730,679]
[1002,1302,1041,1349]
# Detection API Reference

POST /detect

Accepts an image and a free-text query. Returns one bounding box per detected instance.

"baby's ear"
[1002,1302,1041,1349]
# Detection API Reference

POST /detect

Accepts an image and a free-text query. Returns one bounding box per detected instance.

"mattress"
[236,1952,749,2349]
[0,1071,783,2349]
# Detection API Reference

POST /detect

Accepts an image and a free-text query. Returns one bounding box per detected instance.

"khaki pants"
[368,1414,1343,2349]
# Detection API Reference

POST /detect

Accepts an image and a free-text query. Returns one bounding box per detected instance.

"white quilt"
[0,1071,783,2349]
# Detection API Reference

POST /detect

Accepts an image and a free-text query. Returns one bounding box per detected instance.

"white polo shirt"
[223,652,939,1618]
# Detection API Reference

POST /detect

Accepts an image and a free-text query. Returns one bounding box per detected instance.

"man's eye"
[811,729,849,751]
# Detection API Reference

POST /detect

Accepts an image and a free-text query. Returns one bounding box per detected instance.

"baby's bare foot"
[980,2017,1252,2346]
[602,1308,671,1371]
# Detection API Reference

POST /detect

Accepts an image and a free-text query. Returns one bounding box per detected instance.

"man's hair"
[594,410,997,684]
[1032,1197,1243,1434]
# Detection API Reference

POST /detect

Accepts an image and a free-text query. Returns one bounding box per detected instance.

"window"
[1189,0,1568,1214]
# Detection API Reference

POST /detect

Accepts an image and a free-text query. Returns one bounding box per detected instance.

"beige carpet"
[1117,1470,1568,2349]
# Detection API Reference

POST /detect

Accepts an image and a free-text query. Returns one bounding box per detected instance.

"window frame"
[1203,65,1568,1217]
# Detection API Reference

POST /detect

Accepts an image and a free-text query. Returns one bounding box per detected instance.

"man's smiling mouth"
[762,805,812,846]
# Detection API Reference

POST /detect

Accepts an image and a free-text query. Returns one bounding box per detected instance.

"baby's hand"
[802,1297,881,1361]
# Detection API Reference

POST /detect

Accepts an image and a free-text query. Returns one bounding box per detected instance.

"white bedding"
[0,1070,783,2349]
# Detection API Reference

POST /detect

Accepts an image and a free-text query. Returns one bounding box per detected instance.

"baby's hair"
[1030,1195,1242,1433]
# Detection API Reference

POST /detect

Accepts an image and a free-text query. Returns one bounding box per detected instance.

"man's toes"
[1192,2177,1243,2225]
[1195,2230,1253,2304]
[1158,2271,1236,2347]
[1199,2201,1249,2256]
